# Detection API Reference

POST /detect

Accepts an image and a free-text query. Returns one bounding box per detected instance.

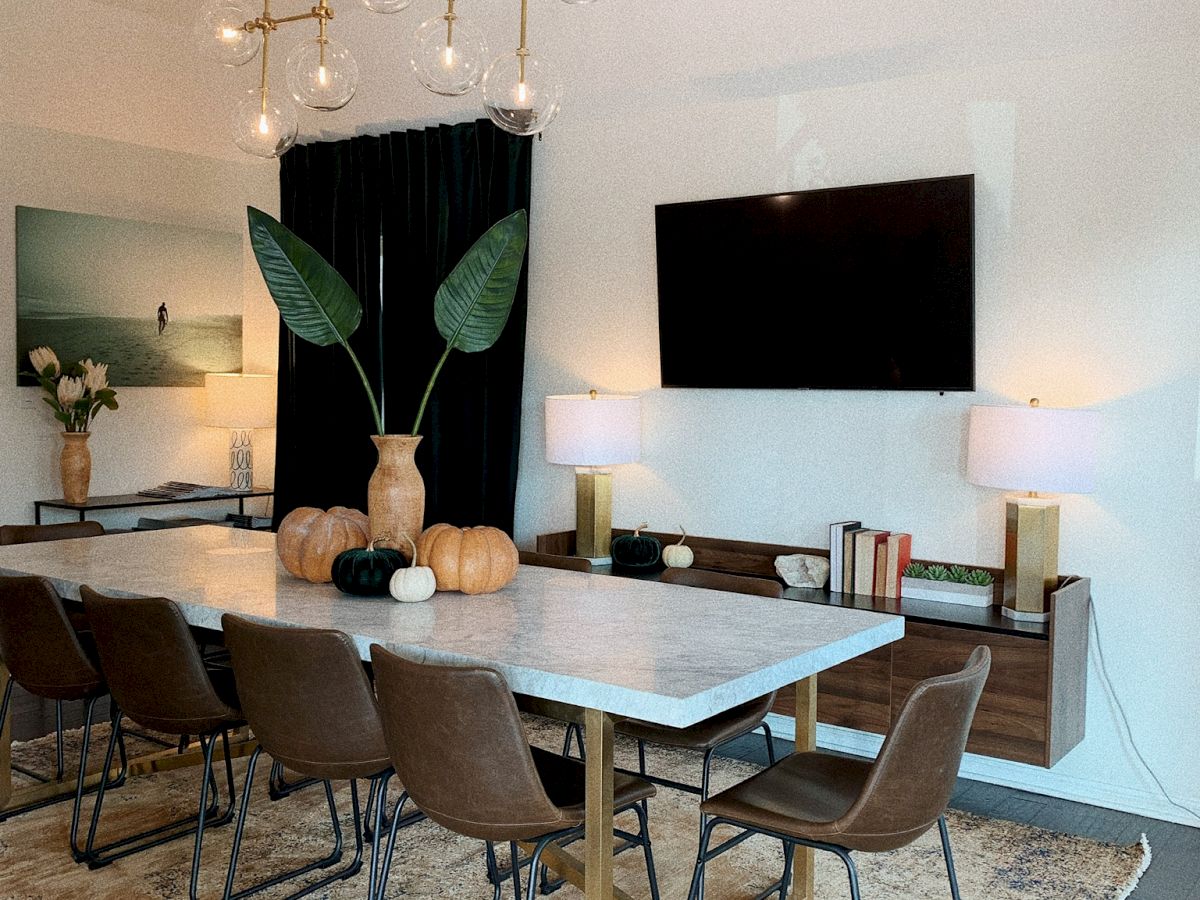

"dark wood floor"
[718,733,1199,900]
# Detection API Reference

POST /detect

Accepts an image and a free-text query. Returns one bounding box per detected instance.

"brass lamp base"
[575,470,613,561]
[1002,498,1060,623]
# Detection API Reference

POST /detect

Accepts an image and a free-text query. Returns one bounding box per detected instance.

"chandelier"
[196,0,594,159]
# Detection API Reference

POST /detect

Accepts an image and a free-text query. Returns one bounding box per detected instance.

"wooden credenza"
[537,528,1089,768]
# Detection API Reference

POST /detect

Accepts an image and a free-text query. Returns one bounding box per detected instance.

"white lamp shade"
[204,373,277,429]
[545,394,641,467]
[967,403,1099,494]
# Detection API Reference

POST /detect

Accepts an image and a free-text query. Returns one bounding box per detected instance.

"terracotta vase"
[60,432,92,505]
[368,435,425,560]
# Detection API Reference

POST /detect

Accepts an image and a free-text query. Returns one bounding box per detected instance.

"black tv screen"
[655,174,975,391]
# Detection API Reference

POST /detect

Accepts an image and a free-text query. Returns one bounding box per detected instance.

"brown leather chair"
[597,569,784,803]
[220,614,393,900]
[0,521,106,720]
[369,646,661,900]
[0,575,123,855]
[0,521,105,545]
[688,646,992,900]
[80,587,243,899]
[517,550,593,573]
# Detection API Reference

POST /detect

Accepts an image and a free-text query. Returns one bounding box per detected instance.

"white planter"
[901,577,993,608]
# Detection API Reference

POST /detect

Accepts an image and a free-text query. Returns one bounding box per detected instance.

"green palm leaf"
[247,206,382,434]
[433,210,529,353]
[247,206,362,347]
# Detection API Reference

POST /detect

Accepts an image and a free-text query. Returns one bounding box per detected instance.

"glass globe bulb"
[286,37,359,111]
[481,52,563,137]
[361,0,412,12]
[195,0,261,67]
[232,89,299,158]
[411,14,488,96]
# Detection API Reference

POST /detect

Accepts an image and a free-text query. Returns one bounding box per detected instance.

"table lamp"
[545,391,641,562]
[967,398,1099,621]
[204,373,277,491]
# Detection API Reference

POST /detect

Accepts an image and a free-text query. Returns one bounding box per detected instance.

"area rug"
[0,718,1149,899]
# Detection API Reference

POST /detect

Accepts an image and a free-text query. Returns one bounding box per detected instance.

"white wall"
[0,122,280,528]
[511,39,1200,824]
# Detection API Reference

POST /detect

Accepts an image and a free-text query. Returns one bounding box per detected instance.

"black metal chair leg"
[762,720,777,766]
[374,790,411,899]
[688,817,719,900]
[632,796,661,900]
[84,720,229,870]
[509,840,523,900]
[55,700,65,781]
[224,765,364,900]
[367,775,389,900]
[523,834,562,900]
[188,731,224,900]
[778,842,794,899]
[939,814,962,900]
[486,842,503,900]
[832,845,862,900]
[222,744,261,900]
[69,696,100,861]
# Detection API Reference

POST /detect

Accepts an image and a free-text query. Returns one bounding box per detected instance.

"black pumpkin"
[611,524,663,572]
[331,538,408,596]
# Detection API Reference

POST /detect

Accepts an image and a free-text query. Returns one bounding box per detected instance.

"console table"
[537,527,1090,769]
[34,488,273,525]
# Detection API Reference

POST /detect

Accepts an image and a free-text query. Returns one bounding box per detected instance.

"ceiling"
[4,0,1199,162]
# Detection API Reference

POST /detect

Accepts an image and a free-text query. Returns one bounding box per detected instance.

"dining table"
[0,525,904,900]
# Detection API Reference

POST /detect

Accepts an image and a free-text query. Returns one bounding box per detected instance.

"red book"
[884,533,912,599]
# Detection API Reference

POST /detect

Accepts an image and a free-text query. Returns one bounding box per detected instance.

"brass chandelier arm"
[244,1,334,34]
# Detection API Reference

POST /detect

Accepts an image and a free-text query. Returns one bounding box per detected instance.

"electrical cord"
[1088,598,1200,823]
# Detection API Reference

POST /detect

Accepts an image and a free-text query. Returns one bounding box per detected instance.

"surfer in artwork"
[157,302,169,335]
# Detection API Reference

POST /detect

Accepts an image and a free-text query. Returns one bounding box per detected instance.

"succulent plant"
[948,565,970,582]
[903,562,927,579]
[925,564,952,581]
[963,568,995,586]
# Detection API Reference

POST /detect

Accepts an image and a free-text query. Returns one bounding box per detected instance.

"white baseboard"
[764,714,1200,829]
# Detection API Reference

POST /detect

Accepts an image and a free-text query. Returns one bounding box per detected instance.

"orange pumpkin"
[277,506,370,583]
[416,524,520,595]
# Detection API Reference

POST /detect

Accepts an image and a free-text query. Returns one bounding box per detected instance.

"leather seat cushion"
[701,752,875,845]
[616,695,773,750]
[531,746,655,823]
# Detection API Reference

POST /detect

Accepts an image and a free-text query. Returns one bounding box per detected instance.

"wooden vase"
[368,435,425,561]
[60,432,92,505]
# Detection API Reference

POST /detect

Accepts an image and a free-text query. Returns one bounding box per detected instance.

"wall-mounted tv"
[655,174,975,391]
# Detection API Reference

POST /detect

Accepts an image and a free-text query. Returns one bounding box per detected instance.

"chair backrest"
[518,551,593,573]
[0,522,105,545]
[222,614,389,780]
[370,644,567,841]
[661,567,785,599]
[834,646,991,851]
[0,575,104,700]
[81,587,238,735]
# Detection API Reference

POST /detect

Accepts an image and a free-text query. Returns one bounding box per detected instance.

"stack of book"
[828,520,912,600]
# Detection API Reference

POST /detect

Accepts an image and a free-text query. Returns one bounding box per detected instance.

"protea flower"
[28,346,60,377]
[81,359,109,393]
[57,376,84,408]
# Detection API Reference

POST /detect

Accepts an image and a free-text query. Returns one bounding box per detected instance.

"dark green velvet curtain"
[273,120,533,533]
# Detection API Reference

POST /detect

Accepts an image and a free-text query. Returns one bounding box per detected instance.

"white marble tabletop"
[0,526,903,728]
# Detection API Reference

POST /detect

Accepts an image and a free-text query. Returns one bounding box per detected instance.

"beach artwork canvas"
[16,206,243,387]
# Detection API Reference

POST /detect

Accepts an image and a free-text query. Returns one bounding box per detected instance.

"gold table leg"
[584,707,615,900]
[792,676,817,900]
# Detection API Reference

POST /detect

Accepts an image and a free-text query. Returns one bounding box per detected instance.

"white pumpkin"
[662,526,694,569]
[389,534,437,603]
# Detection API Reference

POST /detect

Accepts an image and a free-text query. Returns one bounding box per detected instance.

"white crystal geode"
[774,553,831,589]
